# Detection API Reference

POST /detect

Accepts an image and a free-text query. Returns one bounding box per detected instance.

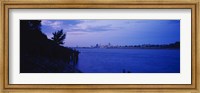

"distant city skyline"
[41,20,180,47]
[73,41,180,49]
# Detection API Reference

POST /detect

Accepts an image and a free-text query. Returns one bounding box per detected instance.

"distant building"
[95,44,99,48]
[108,43,111,47]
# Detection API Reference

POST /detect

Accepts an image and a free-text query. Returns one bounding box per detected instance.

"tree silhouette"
[51,29,66,45]
[20,20,41,32]
[20,20,80,73]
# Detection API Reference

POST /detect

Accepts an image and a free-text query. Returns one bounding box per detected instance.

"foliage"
[20,20,79,73]
[51,29,66,45]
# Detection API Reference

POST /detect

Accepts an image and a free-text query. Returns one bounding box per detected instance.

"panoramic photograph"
[20,20,180,73]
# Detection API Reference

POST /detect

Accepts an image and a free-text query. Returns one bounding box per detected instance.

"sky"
[41,20,180,47]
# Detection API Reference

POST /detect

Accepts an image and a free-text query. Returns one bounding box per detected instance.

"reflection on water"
[75,48,180,73]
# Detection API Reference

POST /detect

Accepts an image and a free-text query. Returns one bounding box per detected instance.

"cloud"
[67,24,116,32]
[41,20,180,37]
[41,20,136,34]
[67,32,88,35]
[40,20,180,47]
[62,20,125,32]
[41,20,63,29]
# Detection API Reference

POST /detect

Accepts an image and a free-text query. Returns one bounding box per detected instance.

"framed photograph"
[1,0,199,93]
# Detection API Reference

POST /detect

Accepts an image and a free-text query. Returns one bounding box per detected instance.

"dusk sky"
[41,20,180,47]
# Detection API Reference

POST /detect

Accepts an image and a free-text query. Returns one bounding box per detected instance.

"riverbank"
[20,20,81,73]
[20,55,81,73]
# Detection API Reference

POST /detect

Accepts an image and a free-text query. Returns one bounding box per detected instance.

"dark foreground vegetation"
[20,20,81,73]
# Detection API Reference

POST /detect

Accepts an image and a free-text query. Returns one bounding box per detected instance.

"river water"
[75,48,180,73]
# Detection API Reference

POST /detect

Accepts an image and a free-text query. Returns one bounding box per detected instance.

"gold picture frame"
[0,0,199,93]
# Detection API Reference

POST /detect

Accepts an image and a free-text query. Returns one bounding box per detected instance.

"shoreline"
[74,47,180,50]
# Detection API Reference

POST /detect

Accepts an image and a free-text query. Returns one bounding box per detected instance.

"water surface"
[76,48,180,73]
